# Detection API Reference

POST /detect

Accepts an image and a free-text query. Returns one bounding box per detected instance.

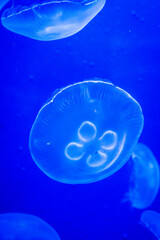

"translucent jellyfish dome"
[141,210,160,239]
[0,213,60,239]
[29,80,144,184]
[1,0,106,40]
[126,143,160,209]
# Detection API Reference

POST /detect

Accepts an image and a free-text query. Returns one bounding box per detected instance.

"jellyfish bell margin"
[29,80,144,184]
[0,0,9,11]
[141,210,160,239]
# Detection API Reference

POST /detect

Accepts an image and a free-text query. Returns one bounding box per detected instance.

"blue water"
[0,0,160,239]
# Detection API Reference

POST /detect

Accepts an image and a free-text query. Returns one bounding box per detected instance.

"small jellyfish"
[125,143,160,209]
[141,210,160,240]
[0,213,60,239]
[29,80,144,184]
[1,0,106,41]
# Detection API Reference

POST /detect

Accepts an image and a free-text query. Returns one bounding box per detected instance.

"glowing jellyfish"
[29,80,144,184]
[125,143,160,209]
[0,213,60,239]
[141,210,160,240]
[1,0,106,41]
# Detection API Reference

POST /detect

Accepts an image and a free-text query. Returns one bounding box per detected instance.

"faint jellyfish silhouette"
[124,143,160,209]
[1,0,106,41]
[0,213,60,239]
[141,210,160,240]
[29,80,144,184]
[0,0,9,10]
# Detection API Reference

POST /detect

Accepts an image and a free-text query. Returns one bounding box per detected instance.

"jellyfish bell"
[124,143,160,209]
[0,213,60,240]
[29,80,144,184]
[1,0,106,40]
[141,210,160,240]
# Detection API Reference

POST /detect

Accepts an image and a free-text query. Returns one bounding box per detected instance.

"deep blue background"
[0,0,160,239]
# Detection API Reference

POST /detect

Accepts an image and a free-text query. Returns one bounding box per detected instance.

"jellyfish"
[0,0,9,10]
[29,80,144,184]
[125,143,160,209]
[0,213,60,239]
[141,210,160,240]
[1,0,106,41]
